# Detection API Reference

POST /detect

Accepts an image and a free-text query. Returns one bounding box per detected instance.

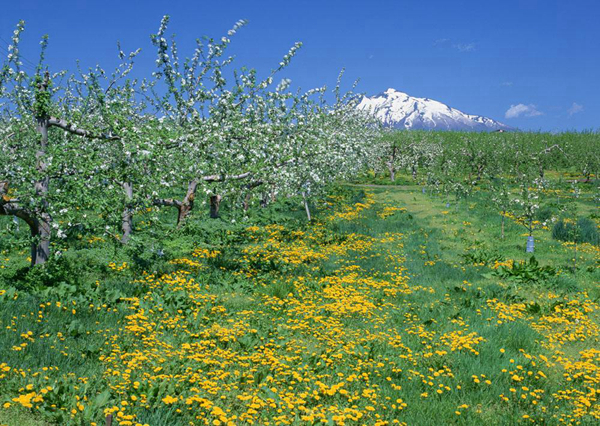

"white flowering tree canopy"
[0,17,381,265]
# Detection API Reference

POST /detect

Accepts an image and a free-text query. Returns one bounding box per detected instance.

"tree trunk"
[387,163,396,182]
[243,192,252,211]
[388,147,396,182]
[260,192,269,208]
[0,201,50,267]
[477,164,484,182]
[177,180,198,226]
[302,192,311,222]
[240,180,264,212]
[33,107,51,265]
[209,195,222,219]
[501,214,505,240]
[121,182,134,244]
[32,215,51,266]
[1,75,53,267]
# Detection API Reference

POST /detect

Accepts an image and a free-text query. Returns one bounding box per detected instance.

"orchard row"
[0,17,378,265]
[1,18,599,267]
[372,130,599,242]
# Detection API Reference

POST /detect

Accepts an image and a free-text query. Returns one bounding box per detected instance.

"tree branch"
[48,117,120,140]
[0,199,39,231]
[152,198,182,208]
[201,170,253,183]
[539,144,562,156]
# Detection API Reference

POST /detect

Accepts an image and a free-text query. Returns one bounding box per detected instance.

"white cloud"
[501,81,513,87]
[434,39,475,52]
[433,38,450,47]
[505,103,543,119]
[568,102,583,117]
[453,43,475,52]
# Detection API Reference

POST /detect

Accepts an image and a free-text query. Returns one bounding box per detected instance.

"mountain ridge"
[358,88,512,132]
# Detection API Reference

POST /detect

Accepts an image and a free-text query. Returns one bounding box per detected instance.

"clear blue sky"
[1,0,598,132]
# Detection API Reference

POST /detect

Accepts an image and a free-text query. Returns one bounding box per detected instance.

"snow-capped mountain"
[358,88,512,132]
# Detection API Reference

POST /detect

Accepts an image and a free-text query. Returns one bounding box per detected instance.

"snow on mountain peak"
[358,89,511,132]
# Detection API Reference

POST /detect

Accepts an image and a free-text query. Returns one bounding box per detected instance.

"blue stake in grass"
[422,187,426,194]
[526,236,535,253]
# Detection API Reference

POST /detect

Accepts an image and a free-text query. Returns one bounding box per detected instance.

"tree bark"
[33,215,51,265]
[0,199,50,266]
[302,192,311,222]
[177,180,197,225]
[209,194,222,219]
[388,163,396,182]
[177,202,192,225]
[477,164,485,182]
[121,182,134,244]
[33,101,52,265]
[152,180,198,227]
[260,192,269,208]
[242,192,252,211]
[388,146,396,182]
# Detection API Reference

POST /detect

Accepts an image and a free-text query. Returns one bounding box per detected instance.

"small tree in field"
[555,182,581,272]
[490,178,512,240]
[488,147,513,239]
[0,23,124,265]
[511,174,543,253]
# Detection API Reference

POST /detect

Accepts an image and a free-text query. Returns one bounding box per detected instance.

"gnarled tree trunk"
[177,180,198,225]
[152,180,198,227]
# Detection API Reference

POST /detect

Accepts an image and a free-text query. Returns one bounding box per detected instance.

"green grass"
[0,180,599,425]
[0,405,50,426]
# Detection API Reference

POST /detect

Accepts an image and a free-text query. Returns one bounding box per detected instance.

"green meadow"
[1,173,598,425]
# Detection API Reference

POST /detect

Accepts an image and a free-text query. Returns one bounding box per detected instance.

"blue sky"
[1,0,598,131]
